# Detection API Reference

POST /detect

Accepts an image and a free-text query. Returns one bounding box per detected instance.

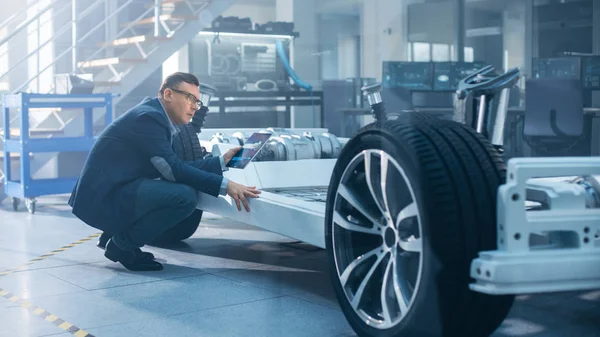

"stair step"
[99,35,171,47]
[123,15,197,27]
[78,57,146,69]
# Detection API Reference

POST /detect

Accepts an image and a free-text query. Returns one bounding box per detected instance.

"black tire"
[325,117,514,337]
[151,123,204,244]
[174,123,204,162]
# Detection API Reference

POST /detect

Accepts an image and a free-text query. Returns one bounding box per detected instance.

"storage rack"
[2,93,113,213]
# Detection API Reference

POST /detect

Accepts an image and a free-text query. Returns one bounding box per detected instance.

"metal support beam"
[105,0,119,58]
[454,0,465,61]
[593,0,600,107]
[594,0,600,54]
[72,0,77,73]
[524,0,534,78]
[37,16,41,92]
[154,0,161,37]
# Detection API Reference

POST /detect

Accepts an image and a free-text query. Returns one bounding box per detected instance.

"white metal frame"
[470,157,600,295]
[196,129,339,249]
[196,129,600,296]
[195,157,334,249]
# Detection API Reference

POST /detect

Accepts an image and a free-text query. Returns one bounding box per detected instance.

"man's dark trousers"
[110,179,198,250]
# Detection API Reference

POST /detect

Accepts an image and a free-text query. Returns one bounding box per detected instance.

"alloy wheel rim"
[332,149,424,329]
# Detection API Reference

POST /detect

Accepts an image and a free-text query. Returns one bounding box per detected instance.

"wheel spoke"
[398,236,422,253]
[380,253,394,323]
[380,152,394,224]
[392,254,409,314]
[395,202,418,228]
[351,249,387,310]
[340,245,384,287]
[338,183,380,225]
[364,151,391,221]
[333,211,381,235]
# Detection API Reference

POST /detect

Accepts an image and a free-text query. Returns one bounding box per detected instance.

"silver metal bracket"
[470,157,600,295]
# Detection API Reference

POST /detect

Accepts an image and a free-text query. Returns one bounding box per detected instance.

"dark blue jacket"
[68,97,223,233]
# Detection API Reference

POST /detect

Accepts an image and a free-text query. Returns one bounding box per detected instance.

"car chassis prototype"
[197,131,338,250]
[190,68,599,337]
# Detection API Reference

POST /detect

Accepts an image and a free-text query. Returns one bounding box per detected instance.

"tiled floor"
[0,195,598,337]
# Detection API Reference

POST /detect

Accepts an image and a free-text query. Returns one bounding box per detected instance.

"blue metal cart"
[1,93,113,213]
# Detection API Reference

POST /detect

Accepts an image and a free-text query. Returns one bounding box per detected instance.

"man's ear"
[162,89,172,102]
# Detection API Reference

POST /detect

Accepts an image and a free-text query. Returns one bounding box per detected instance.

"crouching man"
[68,72,260,271]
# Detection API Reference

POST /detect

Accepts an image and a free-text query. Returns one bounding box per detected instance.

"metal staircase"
[4,0,233,102]
[78,0,235,103]
[0,0,236,201]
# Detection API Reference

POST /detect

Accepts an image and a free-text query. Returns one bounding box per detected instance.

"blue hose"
[275,39,312,92]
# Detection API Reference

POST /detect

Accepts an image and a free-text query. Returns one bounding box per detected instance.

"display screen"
[433,62,486,91]
[382,62,434,90]
[226,133,272,169]
[582,56,600,89]
[433,62,452,90]
[532,57,581,79]
[453,61,486,84]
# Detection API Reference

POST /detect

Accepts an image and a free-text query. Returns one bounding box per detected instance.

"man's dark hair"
[159,72,200,96]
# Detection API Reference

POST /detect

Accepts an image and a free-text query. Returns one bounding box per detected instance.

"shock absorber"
[361,83,387,122]
[453,66,520,154]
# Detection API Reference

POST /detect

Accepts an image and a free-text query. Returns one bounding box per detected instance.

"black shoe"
[97,232,110,249]
[104,239,164,271]
[97,232,155,260]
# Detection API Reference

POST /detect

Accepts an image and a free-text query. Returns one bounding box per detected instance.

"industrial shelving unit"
[1,93,113,213]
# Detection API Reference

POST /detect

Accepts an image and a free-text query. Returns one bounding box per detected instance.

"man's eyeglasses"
[169,88,203,108]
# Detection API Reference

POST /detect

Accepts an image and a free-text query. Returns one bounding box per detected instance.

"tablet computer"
[226,132,272,169]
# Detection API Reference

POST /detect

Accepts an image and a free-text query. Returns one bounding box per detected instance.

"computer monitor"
[433,61,486,91]
[433,62,453,90]
[532,57,581,80]
[453,61,486,85]
[382,62,434,90]
[582,56,600,89]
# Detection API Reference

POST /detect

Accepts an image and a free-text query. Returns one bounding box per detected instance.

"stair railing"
[75,0,210,83]
[0,0,61,48]
[8,0,210,94]
[0,2,73,85]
